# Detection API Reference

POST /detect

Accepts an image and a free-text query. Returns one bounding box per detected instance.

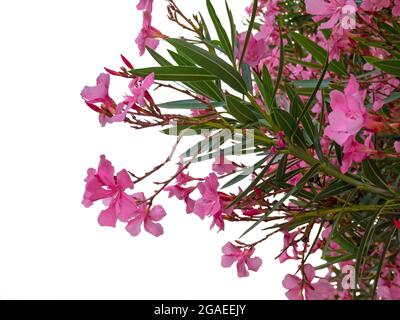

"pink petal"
[305,0,332,15]
[125,215,144,236]
[143,218,164,237]
[286,288,304,300]
[246,256,262,272]
[282,274,301,290]
[116,169,134,190]
[236,261,249,278]
[221,255,238,268]
[117,193,136,222]
[304,264,316,282]
[98,205,117,227]
[149,205,167,221]
[97,155,116,187]
[221,242,241,255]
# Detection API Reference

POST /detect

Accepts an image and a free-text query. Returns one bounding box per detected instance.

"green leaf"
[225,95,259,123]
[290,32,347,76]
[147,47,172,66]
[269,28,285,109]
[158,99,224,110]
[227,154,277,209]
[364,56,400,77]
[206,0,234,63]
[262,65,274,105]
[355,207,382,287]
[222,155,270,189]
[166,38,248,94]
[276,154,288,181]
[225,0,236,51]
[292,78,331,89]
[362,159,389,190]
[130,66,218,81]
[271,109,307,149]
[238,0,258,67]
[317,253,356,270]
[240,163,321,238]
[241,64,253,93]
[315,180,355,201]
[168,50,224,101]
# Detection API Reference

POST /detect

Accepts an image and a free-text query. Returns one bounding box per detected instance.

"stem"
[287,145,396,199]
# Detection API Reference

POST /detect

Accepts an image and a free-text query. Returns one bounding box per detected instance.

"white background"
[0,0,295,299]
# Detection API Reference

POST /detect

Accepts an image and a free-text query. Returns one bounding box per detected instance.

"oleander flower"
[221,242,262,278]
[82,155,135,227]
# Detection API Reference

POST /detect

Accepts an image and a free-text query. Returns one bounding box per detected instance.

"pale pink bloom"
[125,192,167,237]
[395,141,400,154]
[193,173,222,219]
[323,26,353,61]
[193,173,233,230]
[324,75,367,146]
[81,73,118,126]
[237,32,269,67]
[135,12,163,56]
[258,47,280,77]
[127,72,155,107]
[393,1,400,16]
[305,0,356,29]
[164,185,195,214]
[136,0,153,11]
[82,155,136,227]
[221,242,262,278]
[175,164,195,186]
[279,230,301,263]
[212,156,236,175]
[283,264,335,300]
[378,268,400,300]
[340,134,372,173]
[360,0,390,11]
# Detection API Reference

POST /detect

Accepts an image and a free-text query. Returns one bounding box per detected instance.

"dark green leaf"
[222,155,270,189]
[364,56,400,77]
[225,95,259,123]
[362,159,389,190]
[158,99,224,110]
[206,0,234,63]
[130,66,218,81]
[166,38,248,94]
[238,0,258,67]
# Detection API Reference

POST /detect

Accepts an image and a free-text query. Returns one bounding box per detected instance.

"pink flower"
[137,0,153,11]
[82,155,136,227]
[125,192,167,237]
[193,173,233,230]
[340,134,372,173]
[194,173,221,219]
[395,141,400,154]
[136,11,163,56]
[212,156,236,175]
[360,0,390,12]
[283,264,335,300]
[81,73,117,126]
[279,230,301,263]
[221,242,262,278]
[393,0,400,16]
[164,185,195,214]
[324,75,367,146]
[237,32,269,68]
[305,0,356,29]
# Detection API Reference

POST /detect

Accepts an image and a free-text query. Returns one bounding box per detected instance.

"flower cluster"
[81,0,400,299]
